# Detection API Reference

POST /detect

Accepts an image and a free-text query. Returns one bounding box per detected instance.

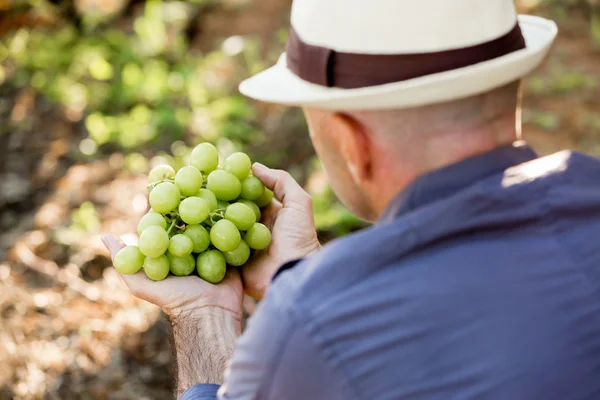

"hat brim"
[239,15,557,110]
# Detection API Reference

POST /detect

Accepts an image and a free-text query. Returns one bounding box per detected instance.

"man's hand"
[101,162,319,394]
[243,163,320,300]
[102,235,243,395]
[103,234,243,321]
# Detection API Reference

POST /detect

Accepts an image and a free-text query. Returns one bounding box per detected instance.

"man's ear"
[330,113,373,184]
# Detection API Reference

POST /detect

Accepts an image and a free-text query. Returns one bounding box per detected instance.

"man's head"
[238,1,556,221]
[304,81,522,221]
[238,0,555,221]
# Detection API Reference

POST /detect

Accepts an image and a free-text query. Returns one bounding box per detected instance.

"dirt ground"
[1,3,599,399]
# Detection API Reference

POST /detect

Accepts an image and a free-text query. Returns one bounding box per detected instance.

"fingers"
[240,256,273,301]
[220,267,240,287]
[101,234,150,296]
[252,163,312,210]
[259,200,282,229]
[101,234,126,260]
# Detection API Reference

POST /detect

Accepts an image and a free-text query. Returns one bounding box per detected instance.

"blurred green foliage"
[70,201,101,233]
[7,0,596,237]
[0,0,367,238]
[528,71,598,94]
[1,0,260,151]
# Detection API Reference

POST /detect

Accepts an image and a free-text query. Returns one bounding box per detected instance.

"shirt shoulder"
[220,269,355,400]
[265,150,600,400]
[271,218,419,308]
[273,150,600,303]
[501,150,600,186]
[269,147,600,343]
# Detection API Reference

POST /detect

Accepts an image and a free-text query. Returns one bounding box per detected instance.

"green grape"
[197,188,218,211]
[148,164,176,184]
[210,219,241,252]
[207,170,241,201]
[240,175,265,200]
[138,226,170,258]
[254,188,274,208]
[137,213,167,236]
[190,143,219,174]
[223,240,250,267]
[179,197,210,225]
[168,234,194,257]
[196,250,227,284]
[167,252,196,276]
[244,223,271,250]
[149,182,181,214]
[113,246,145,274]
[223,152,252,180]
[182,224,210,253]
[238,200,261,221]
[175,166,203,197]
[225,202,256,231]
[143,254,170,281]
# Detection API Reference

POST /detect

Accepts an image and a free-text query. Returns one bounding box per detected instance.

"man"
[103,0,600,399]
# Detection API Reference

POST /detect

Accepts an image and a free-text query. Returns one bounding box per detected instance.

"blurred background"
[0,0,598,398]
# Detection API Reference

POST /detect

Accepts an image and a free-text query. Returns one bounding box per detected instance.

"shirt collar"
[378,142,538,223]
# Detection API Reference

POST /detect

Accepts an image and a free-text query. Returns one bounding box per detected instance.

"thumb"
[101,234,126,260]
[252,163,311,209]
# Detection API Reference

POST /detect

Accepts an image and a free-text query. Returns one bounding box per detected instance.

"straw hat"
[239,0,558,110]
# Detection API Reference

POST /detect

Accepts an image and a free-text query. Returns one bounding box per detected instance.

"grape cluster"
[113,143,273,284]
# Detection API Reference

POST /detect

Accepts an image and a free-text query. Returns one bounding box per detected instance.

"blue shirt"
[181,143,600,400]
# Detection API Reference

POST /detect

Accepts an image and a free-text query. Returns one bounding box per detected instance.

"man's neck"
[369,118,519,218]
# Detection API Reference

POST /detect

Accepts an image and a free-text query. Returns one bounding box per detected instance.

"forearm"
[168,308,242,397]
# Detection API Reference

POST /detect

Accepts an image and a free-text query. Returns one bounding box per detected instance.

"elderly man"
[103,0,600,399]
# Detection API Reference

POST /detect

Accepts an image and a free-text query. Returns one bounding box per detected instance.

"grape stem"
[166,219,177,236]
[147,178,175,189]
[208,210,225,224]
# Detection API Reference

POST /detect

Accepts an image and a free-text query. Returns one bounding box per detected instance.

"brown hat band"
[285,24,526,89]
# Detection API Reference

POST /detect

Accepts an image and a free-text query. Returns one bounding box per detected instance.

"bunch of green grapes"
[113,143,273,284]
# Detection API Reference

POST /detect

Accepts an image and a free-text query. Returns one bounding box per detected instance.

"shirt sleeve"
[217,291,348,400]
[179,384,220,400]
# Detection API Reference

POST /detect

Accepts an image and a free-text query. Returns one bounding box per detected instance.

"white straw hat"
[239,0,558,110]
